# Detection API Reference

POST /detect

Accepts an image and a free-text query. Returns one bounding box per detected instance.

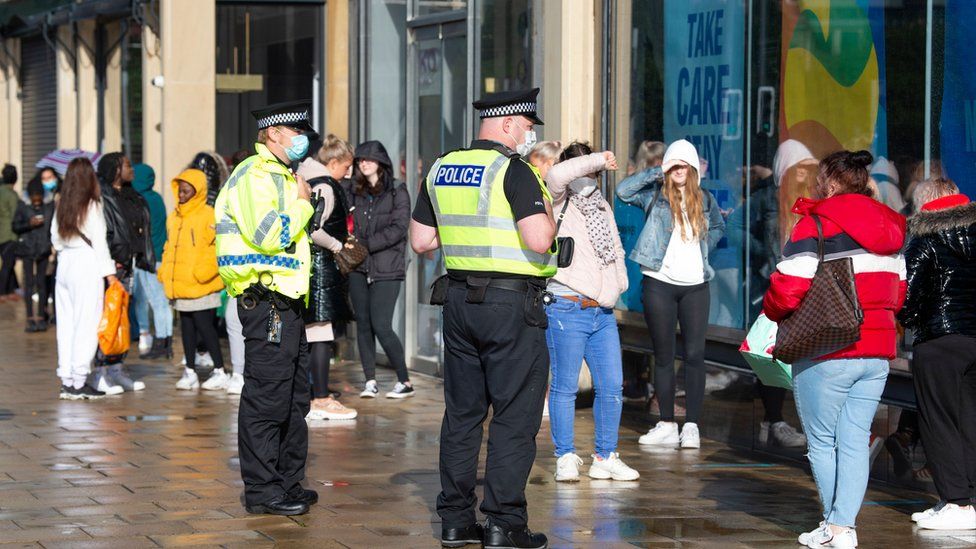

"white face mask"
[570,177,598,197]
[506,124,537,156]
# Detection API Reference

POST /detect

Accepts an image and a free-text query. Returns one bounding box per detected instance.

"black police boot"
[441,523,484,548]
[245,495,309,516]
[286,486,319,506]
[483,519,548,549]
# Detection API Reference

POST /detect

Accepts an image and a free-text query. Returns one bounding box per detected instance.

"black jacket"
[11,200,54,259]
[101,183,156,275]
[306,175,354,324]
[344,141,410,281]
[898,200,976,344]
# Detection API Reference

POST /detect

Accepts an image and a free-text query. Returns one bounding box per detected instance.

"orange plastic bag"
[98,279,131,357]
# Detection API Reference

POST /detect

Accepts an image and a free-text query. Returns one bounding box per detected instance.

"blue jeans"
[793,358,889,528]
[132,265,172,338]
[545,295,623,459]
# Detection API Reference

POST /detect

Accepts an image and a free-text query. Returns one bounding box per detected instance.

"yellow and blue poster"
[940,1,976,197]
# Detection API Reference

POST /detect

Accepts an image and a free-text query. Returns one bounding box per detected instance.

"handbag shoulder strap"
[555,193,571,234]
[811,214,825,263]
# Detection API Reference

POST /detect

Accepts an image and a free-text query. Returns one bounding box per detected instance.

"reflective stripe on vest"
[427,148,556,277]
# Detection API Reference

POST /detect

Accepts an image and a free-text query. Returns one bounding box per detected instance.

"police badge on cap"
[473,88,544,125]
[251,100,319,140]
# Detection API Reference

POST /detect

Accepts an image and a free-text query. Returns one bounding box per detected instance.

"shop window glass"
[365,0,408,178]
[417,0,467,17]
[476,0,533,96]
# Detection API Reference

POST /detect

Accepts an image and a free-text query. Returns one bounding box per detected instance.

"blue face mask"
[42,179,57,192]
[284,133,310,162]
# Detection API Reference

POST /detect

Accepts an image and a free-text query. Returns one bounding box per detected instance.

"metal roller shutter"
[21,35,58,174]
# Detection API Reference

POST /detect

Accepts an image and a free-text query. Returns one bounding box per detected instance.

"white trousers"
[223,296,245,375]
[55,248,105,386]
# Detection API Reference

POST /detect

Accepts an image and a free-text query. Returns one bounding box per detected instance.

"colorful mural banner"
[940,0,976,197]
[779,0,887,160]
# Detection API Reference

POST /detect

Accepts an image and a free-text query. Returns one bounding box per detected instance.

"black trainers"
[59,385,81,400]
[484,519,548,549]
[442,523,485,548]
[74,385,107,400]
[385,382,415,399]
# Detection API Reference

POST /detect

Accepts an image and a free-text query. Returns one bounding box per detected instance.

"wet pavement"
[0,298,972,548]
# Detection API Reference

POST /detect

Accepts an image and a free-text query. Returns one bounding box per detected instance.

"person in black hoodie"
[898,177,976,530]
[94,152,152,394]
[342,140,414,399]
[12,178,55,332]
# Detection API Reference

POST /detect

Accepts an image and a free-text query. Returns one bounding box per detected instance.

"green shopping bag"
[739,313,793,389]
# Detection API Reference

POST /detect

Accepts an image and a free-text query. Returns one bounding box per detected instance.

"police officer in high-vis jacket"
[215,100,318,516]
[410,88,556,549]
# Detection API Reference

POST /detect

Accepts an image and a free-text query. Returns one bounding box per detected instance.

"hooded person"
[772,139,819,247]
[870,156,905,212]
[157,168,226,389]
[190,151,230,206]
[616,138,725,449]
[342,140,413,399]
[131,164,174,360]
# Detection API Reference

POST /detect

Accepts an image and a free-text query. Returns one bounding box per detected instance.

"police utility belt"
[428,274,552,328]
[239,276,302,344]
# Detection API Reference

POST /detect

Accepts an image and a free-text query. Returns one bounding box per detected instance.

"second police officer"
[215,101,318,516]
[410,88,557,549]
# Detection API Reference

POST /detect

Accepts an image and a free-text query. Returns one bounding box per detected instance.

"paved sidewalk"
[0,298,970,548]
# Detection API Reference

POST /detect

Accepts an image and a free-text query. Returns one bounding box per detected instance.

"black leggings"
[0,241,18,295]
[758,381,787,423]
[180,308,224,372]
[348,272,409,383]
[309,341,334,399]
[21,256,49,319]
[641,277,709,423]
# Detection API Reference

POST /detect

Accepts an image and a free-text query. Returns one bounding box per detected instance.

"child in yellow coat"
[158,168,225,390]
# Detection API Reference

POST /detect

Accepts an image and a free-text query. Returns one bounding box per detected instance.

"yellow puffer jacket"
[158,169,224,299]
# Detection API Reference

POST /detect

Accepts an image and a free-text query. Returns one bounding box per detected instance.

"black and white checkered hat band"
[479,102,536,119]
[257,111,308,129]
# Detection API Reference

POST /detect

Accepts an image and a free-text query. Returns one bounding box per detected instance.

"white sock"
[72,375,87,389]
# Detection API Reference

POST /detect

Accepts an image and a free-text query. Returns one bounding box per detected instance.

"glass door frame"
[404,7,475,376]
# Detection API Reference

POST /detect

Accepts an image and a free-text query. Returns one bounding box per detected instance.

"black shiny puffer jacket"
[305,176,354,325]
[898,200,976,344]
[100,183,156,275]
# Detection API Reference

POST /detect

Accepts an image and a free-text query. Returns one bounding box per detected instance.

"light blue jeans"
[545,295,624,459]
[132,265,172,338]
[793,357,889,528]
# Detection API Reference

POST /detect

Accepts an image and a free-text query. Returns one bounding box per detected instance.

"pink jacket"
[547,153,628,308]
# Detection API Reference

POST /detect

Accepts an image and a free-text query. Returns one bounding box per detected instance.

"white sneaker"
[638,422,679,446]
[554,453,583,482]
[307,397,358,420]
[704,371,735,392]
[769,421,807,448]
[196,352,214,368]
[225,373,244,395]
[175,368,199,390]
[917,503,976,530]
[798,522,828,546]
[138,332,153,353]
[814,528,857,548]
[201,369,230,391]
[360,380,378,398]
[385,382,415,399]
[680,423,701,449]
[95,372,124,396]
[588,453,640,481]
[912,501,946,523]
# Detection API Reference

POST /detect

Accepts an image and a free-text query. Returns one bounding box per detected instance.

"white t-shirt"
[643,208,705,286]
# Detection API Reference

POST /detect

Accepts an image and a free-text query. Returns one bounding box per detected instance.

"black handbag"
[554,197,574,268]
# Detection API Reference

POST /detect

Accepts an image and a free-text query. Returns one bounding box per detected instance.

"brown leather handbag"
[335,236,369,276]
[772,215,864,364]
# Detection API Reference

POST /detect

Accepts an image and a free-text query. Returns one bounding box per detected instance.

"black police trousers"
[237,298,311,506]
[437,285,549,530]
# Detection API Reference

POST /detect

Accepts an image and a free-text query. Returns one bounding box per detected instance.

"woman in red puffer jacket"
[763,149,906,547]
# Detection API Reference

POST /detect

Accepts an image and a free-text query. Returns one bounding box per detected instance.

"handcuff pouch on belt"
[429,274,449,306]
[241,274,283,343]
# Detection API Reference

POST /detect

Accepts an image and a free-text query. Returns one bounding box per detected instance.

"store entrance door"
[407,19,468,376]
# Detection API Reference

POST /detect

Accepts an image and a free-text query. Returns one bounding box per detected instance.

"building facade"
[0,0,962,483]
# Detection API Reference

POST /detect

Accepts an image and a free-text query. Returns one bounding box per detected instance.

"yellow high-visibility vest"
[214,143,313,300]
[427,147,556,277]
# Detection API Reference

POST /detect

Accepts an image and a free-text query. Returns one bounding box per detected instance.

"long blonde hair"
[634,141,666,172]
[663,168,706,240]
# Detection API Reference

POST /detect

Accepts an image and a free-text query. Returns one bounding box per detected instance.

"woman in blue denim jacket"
[615,139,724,449]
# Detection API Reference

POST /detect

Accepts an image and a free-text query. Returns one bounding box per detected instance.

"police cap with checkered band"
[472,88,544,125]
[251,100,319,140]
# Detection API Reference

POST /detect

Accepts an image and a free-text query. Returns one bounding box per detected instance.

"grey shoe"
[107,364,146,392]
